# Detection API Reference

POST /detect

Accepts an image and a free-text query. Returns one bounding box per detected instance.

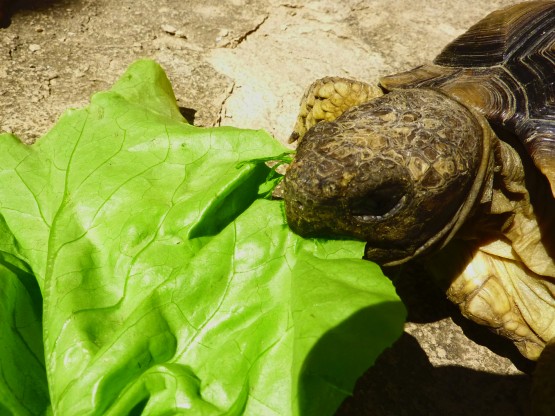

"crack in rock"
[218,14,269,49]
[216,80,236,124]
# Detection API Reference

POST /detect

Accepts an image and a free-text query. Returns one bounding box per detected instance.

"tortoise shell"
[379,1,555,196]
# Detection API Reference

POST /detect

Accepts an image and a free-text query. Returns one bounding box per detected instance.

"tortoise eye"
[350,185,407,221]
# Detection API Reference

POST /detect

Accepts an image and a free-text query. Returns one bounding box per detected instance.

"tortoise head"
[284,88,494,265]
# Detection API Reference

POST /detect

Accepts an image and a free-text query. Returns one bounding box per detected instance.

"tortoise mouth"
[350,185,408,222]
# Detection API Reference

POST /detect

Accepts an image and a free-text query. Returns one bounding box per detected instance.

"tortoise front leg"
[289,77,384,143]
[429,239,554,361]
[426,135,555,360]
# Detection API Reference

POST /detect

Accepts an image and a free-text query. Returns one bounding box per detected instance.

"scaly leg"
[289,77,383,143]
[426,137,555,361]
[433,239,553,361]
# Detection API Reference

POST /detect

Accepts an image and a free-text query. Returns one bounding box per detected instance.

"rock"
[161,24,177,35]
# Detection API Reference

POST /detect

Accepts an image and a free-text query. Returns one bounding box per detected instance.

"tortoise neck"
[428,110,497,254]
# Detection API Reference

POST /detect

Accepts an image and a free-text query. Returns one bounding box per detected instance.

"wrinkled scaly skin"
[426,133,555,360]
[289,77,384,143]
[285,87,489,265]
[284,78,555,362]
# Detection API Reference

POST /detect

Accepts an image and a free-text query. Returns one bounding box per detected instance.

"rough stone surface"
[0,0,535,414]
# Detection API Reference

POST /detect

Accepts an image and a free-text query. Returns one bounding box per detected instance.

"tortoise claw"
[288,130,300,144]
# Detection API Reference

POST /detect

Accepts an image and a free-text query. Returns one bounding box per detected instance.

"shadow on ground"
[392,262,534,372]
[297,302,406,416]
[336,333,532,416]
[0,0,70,27]
[334,263,534,415]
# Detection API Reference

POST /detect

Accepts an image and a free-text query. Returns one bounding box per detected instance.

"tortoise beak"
[283,151,418,258]
[349,184,408,222]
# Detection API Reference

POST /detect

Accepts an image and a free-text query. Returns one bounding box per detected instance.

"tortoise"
[283,1,555,411]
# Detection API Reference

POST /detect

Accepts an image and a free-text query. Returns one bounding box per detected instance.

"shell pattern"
[380,1,555,194]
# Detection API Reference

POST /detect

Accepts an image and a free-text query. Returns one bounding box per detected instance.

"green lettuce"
[0,60,405,415]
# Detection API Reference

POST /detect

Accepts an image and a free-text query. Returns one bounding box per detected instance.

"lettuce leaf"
[0,60,405,415]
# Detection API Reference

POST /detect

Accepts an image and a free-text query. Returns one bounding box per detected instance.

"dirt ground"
[0,0,536,414]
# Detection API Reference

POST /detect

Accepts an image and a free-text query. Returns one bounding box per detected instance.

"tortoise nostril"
[350,186,406,221]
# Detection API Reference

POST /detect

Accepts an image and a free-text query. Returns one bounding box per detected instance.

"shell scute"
[380,1,555,195]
